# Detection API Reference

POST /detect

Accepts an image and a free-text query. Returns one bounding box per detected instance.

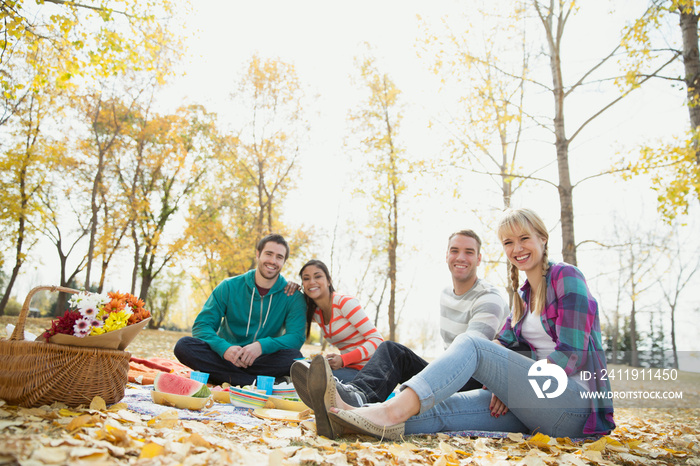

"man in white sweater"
[293,230,509,412]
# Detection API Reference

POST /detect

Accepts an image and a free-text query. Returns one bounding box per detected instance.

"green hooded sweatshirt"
[192,270,306,357]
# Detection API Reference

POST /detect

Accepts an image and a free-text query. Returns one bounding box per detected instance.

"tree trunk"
[98,260,108,293]
[611,307,619,364]
[0,263,22,317]
[130,224,140,295]
[139,274,153,303]
[55,243,69,316]
[502,150,514,307]
[388,205,398,341]
[384,86,399,342]
[557,151,577,265]
[679,4,700,163]
[537,0,578,265]
[549,33,576,265]
[629,257,639,366]
[85,159,102,290]
[670,303,678,369]
[0,162,28,316]
[629,300,638,366]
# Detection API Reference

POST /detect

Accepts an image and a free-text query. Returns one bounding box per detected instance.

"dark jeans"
[174,336,302,386]
[332,367,359,383]
[350,341,482,403]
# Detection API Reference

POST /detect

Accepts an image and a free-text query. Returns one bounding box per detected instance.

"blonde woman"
[306,208,614,440]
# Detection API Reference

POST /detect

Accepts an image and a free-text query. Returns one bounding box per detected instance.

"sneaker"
[335,380,367,408]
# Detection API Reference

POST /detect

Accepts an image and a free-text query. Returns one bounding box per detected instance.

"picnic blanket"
[121,358,590,441]
[121,384,264,428]
[119,384,528,439]
[119,385,599,441]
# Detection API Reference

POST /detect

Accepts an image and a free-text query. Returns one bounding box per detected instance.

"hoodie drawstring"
[245,287,255,337]
[262,294,272,328]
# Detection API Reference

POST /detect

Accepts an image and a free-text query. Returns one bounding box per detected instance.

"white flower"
[123,304,133,315]
[73,318,92,338]
[68,292,91,308]
[70,292,110,315]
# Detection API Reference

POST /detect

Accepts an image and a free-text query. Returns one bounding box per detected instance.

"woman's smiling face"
[501,227,547,276]
[300,265,331,301]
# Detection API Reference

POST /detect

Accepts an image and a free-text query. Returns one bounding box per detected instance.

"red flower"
[42,310,82,341]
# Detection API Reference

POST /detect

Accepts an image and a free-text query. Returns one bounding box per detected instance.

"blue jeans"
[402,333,592,437]
[174,336,302,386]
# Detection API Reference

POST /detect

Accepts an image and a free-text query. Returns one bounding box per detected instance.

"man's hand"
[235,341,263,368]
[326,353,343,370]
[284,281,301,296]
[223,345,243,365]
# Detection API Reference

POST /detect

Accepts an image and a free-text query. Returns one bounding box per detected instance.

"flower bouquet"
[42,291,151,351]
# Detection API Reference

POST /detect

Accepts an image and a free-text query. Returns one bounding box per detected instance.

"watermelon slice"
[154,373,212,398]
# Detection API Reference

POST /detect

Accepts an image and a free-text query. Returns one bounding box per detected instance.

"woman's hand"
[284,281,301,296]
[489,393,509,417]
[326,353,343,370]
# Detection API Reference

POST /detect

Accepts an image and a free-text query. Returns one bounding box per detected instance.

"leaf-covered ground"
[2,320,699,465]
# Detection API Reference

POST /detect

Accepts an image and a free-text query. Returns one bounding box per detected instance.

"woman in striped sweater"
[299,260,384,383]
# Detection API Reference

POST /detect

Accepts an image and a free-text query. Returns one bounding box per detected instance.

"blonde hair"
[497,208,550,326]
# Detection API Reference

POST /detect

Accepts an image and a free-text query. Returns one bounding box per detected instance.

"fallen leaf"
[65,414,100,432]
[31,447,69,464]
[58,409,82,417]
[147,410,179,429]
[139,442,165,459]
[89,396,107,411]
[583,436,609,452]
[526,432,552,449]
[182,432,213,448]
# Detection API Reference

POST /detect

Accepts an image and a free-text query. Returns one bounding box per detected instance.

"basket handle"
[10,285,82,341]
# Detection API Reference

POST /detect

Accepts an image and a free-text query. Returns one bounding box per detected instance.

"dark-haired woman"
[299,260,384,383]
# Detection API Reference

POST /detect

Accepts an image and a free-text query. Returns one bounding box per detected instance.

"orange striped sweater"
[312,293,384,370]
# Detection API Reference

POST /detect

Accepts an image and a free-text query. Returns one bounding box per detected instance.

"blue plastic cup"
[257,375,275,395]
[190,371,210,384]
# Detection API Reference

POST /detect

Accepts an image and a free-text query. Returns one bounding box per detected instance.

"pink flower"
[79,306,98,318]
[73,318,92,337]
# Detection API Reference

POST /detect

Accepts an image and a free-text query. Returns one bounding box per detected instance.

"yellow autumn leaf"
[58,409,82,417]
[139,442,165,459]
[66,414,99,431]
[583,436,610,451]
[107,402,128,412]
[626,439,644,449]
[526,432,552,448]
[662,448,688,457]
[149,418,179,429]
[103,424,130,445]
[89,396,107,411]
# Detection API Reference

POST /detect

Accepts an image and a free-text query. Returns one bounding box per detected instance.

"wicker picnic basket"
[0,285,131,408]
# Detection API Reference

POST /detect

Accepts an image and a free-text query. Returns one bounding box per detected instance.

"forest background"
[1,0,699,372]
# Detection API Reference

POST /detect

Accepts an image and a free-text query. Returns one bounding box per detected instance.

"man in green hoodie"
[174,234,306,386]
